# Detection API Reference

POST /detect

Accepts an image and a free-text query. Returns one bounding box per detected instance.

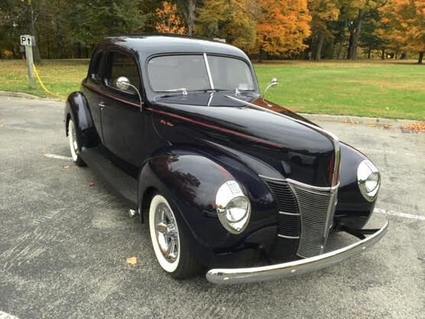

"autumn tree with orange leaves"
[155,2,187,35]
[255,0,312,58]
[380,0,425,63]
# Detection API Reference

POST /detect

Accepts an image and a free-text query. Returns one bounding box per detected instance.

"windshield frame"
[144,52,259,97]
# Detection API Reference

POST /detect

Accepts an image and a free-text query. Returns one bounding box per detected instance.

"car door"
[100,49,146,166]
[83,49,106,143]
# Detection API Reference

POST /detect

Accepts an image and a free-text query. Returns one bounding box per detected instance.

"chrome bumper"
[206,221,389,284]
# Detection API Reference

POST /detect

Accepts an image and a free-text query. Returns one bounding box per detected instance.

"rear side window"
[89,51,104,81]
[106,51,140,92]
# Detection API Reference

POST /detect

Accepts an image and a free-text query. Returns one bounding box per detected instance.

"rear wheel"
[67,119,85,167]
[149,194,201,279]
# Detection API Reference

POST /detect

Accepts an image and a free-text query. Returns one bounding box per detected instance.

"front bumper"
[206,220,388,284]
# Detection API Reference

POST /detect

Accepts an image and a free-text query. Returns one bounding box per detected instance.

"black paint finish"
[65,35,378,268]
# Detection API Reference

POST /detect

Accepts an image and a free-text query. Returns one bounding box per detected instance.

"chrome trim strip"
[279,211,300,216]
[259,175,339,192]
[258,175,286,182]
[278,234,300,239]
[203,53,215,90]
[286,178,340,193]
[206,220,389,284]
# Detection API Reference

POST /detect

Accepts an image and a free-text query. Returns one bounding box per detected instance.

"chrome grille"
[264,178,338,259]
[290,183,337,258]
[265,181,299,215]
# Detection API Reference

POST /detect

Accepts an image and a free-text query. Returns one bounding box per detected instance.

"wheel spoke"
[167,238,177,260]
[156,222,168,234]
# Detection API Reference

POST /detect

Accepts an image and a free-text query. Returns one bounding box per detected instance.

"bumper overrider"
[206,220,388,284]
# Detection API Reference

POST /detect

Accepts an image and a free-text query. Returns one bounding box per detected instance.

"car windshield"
[147,54,256,93]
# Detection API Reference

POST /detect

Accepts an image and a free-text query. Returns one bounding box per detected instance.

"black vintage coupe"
[64,35,388,284]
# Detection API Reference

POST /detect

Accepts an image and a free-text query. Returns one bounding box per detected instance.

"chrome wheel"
[68,119,79,161]
[149,195,181,272]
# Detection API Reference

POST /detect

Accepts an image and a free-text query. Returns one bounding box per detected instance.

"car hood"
[150,92,337,187]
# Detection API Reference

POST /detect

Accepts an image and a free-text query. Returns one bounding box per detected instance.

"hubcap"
[154,203,179,262]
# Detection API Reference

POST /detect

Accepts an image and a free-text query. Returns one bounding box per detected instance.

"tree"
[197,0,256,51]
[309,0,341,60]
[255,0,312,58]
[0,0,44,61]
[380,0,425,63]
[64,0,147,57]
[340,0,388,60]
[175,0,200,36]
[359,8,388,58]
[155,2,187,34]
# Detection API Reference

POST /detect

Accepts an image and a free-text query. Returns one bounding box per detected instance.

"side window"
[106,51,140,94]
[89,51,104,82]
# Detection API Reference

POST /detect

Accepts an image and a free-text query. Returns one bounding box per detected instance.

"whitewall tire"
[148,193,201,278]
[67,119,85,166]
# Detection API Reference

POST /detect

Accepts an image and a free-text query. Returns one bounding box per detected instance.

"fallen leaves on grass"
[127,256,138,267]
[401,122,425,133]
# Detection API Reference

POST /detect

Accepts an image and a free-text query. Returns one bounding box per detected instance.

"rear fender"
[64,92,99,148]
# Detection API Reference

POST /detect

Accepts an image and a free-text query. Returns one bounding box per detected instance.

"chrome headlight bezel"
[215,180,251,234]
[357,160,380,202]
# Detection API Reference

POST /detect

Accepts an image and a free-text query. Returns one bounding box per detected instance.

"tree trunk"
[336,41,343,60]
[187,0,196,36]
[381,49,385,60]
[314,32,325,61]
[77,42,82,59]
[419,52,424,64]
[347,10,365,60]
[367,48,372,59]
[29,3,42,64]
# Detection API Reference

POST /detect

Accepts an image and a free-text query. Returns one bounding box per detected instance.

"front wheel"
[67,118,85,167]
[149,194,201,279]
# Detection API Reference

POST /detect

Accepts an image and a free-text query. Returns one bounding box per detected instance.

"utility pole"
[20,35,36,89]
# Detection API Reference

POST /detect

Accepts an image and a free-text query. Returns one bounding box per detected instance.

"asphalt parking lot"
[1,96,424,319]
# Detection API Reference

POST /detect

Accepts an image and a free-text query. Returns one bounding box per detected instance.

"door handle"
[99,102,106,109]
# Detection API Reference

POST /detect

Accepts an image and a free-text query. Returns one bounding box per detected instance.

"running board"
[80,146,137,208]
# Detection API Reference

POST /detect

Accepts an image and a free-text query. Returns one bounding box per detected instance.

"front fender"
[138,146,278,253]
[64,91,99,148]
[336,143,378,229]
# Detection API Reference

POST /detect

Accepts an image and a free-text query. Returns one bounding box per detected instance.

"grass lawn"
[0,59,424,120]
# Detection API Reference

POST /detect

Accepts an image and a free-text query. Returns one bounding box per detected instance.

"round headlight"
[216,180,251,234]
[357,160,380,202]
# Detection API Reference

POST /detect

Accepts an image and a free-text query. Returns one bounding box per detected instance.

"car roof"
[100,35,249,61]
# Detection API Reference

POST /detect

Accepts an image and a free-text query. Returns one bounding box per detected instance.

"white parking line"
[44,153,73,161]
[375,207,425,221]
[0,311,19,319]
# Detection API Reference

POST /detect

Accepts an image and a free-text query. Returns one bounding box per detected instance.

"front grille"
[290,184,337,257]
[264,178,337,258]
[265,181,301,239]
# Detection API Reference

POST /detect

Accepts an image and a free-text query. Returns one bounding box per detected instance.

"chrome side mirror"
[115,76,143,111]
[263,77,279,100]
[116,76,131,91]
